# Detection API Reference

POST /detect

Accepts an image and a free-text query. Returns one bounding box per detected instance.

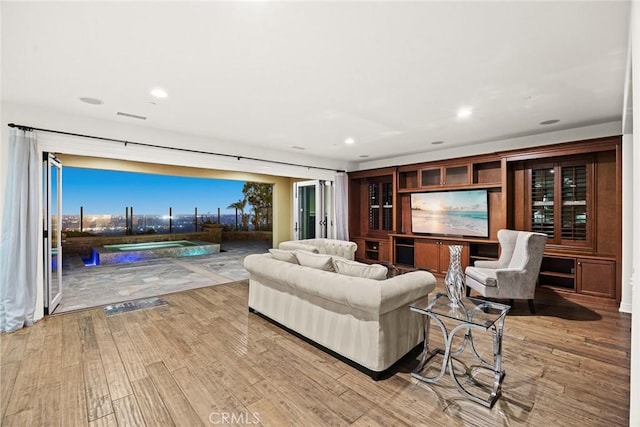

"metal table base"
[411,294,509,408]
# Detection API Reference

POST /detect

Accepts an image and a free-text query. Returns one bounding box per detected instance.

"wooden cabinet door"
[420,167,443,187]
[379,240,391,262]
[419,164,470,188]
[576,258,615,298]
[443,165,470,186]
[414,240,440,272]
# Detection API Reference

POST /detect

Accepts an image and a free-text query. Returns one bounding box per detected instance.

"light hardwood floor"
[0,281,631,426]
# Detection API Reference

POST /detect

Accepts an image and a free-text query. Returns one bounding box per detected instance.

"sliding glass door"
[293,180,334,240]
[43,153,62,314]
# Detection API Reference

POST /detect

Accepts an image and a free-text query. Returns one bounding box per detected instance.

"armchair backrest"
[494,229,519,268]
[499,229,547,275]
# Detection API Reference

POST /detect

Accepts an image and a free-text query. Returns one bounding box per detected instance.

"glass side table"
[410,293,510,408]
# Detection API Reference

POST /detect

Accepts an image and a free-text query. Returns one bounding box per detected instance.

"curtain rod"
[7,123,346,173]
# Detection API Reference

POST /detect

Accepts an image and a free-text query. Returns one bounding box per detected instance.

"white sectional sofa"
[243,239,436,379]
[278,238,358,260]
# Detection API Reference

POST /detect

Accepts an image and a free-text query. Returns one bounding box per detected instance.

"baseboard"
[619,302,632,313]
[248,306,422,381]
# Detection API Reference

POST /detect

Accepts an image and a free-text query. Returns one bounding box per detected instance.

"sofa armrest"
[279,239,357,260]
[494,268,537,299]
[321,239,357,260]
[379,271,437,314]
[494,268,526,282]
[474,259,502,268]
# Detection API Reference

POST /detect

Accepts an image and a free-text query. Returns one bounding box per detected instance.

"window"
[528,157,593,249]
[531,165,555,237]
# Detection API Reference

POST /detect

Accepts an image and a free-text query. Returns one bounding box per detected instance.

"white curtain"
[0,129,40,333]
[334,172,349,240]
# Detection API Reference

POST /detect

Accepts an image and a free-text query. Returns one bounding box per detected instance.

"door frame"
[293,180,335,240]
[43,152,62,314]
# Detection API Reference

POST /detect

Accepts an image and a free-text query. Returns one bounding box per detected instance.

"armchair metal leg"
[527,299,535,314]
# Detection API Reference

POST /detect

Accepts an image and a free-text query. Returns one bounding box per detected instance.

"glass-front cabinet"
[528,157,593,249]
[420,164,469,187]
[368,179,393,231]
[560,164,588,241]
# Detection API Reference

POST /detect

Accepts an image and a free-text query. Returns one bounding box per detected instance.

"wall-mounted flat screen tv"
[410,189,489,237]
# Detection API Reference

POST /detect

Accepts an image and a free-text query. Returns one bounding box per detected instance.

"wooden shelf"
[472,160,501,185]
[398,170,418,190]
[470,255,497,262]
[540,271,574,279]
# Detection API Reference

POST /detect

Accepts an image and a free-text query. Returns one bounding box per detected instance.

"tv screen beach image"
[411,190,488,237]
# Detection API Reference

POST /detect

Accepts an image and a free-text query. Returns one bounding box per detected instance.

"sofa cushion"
[333,258,388,280]
[268,249,298,264]
[279,241,320,254]
[294,250,334,271]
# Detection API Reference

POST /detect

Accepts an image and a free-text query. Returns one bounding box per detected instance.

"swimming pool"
[87,240,221,265]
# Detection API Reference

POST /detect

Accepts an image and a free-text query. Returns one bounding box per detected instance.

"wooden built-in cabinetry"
[352,237,391,263]
[349,136,622,305]
[349,167,397,262]
[413,238,470,274]
[468,242,500,265]
[397,158,502,192]
[539,253,616,299]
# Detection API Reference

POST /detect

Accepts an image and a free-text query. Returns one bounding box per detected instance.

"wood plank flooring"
[0,280,631,426]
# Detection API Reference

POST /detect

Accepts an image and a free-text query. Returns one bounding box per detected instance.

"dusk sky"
[63,168,246,215]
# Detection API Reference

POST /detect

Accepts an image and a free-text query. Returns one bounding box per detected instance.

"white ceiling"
[1,1,631,166]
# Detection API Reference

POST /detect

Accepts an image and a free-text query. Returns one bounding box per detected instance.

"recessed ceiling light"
[344,137,355,145]
[540,119,560,125]
[431,140,444,145]
[457,107,473,118]
[79,97,103,105]
[150,87,168,98]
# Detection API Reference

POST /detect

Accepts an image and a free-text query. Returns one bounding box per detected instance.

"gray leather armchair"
[465,229,547,313]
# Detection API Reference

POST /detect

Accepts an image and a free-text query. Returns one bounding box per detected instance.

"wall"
[355,121,623,171]
[2,102,352,178]
[0,102,345,323]
[628,1,639,425]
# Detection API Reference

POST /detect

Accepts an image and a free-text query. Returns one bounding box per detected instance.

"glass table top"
[410,293,510,329]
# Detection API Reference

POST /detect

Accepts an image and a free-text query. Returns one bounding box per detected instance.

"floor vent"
[104,297,167,316]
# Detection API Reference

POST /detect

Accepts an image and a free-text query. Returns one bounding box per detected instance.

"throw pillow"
[294,250,334,271]
[268,249,298,264]
[333,258,388,280]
